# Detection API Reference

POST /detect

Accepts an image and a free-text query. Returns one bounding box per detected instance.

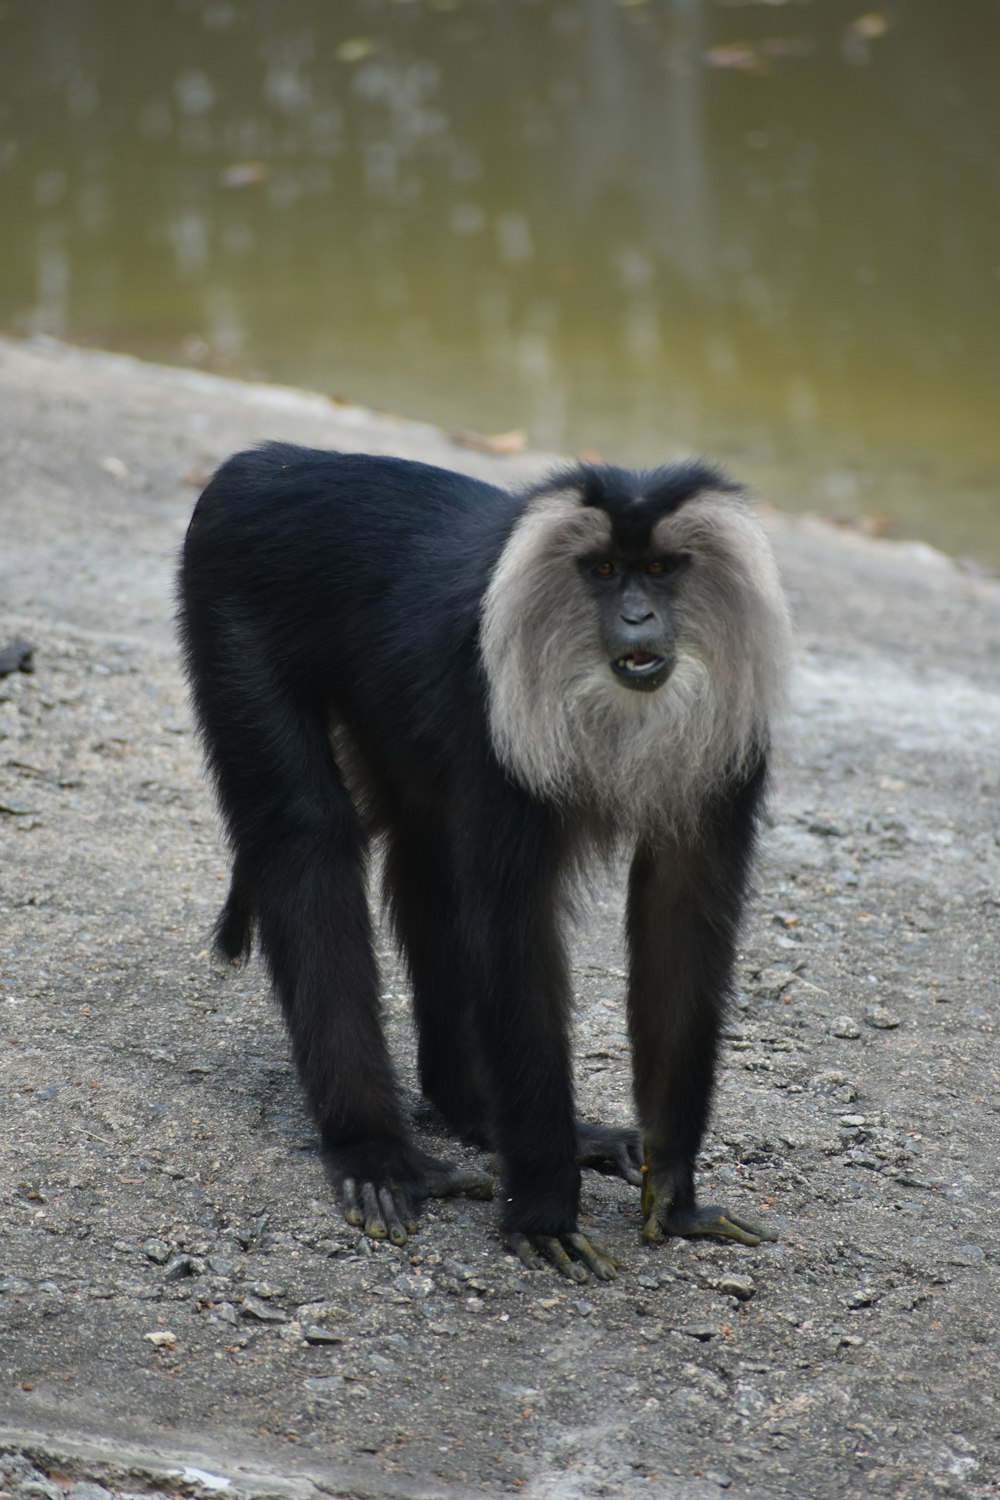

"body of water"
[1,0,998,562]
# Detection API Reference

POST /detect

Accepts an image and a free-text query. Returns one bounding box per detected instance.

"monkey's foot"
[642,1195,777,1247]
[336,1150,493,1246]
[576,1120,645,1186]
[506,1230,618,1283]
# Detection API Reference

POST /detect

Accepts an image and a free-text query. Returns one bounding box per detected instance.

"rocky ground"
[1,336,998,1500]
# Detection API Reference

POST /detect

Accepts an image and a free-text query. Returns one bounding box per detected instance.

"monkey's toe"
[507,1229,618,1282]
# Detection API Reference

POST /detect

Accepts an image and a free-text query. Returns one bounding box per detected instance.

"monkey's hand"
[506,1230,618,1283]
[335,1147,493,1247]
[641,1168,777,1247]
[575,1120,645,1186]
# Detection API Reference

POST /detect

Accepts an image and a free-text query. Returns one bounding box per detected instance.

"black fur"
[178,444,769,1249]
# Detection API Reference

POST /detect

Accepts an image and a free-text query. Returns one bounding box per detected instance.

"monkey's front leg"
[255,827,493,1248]
[436,801,618,1282]
[626,789,778,1250]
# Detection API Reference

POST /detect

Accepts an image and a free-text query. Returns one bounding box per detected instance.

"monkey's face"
[578,553,690,693]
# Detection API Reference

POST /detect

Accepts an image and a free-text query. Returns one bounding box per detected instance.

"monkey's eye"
[645,554,688,577]
[591,560,618,578]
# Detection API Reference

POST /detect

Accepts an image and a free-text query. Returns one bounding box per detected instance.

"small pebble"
[143,1330,177,1349]
[864,1004,900,1029]
[19,1481,63,1500]
[69,1483,114,1500]
[163,1253,203,1281]
[718,1273,756,1301]
[394,1273,433,1301]
[246,1280,284,1299]
[240,1295,287,1323]
[830,1016,861,1039]
[680,1323,717,1342]
[303,1325,344,1344]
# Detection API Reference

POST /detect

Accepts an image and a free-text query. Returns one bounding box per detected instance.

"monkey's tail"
[215,859,256,963]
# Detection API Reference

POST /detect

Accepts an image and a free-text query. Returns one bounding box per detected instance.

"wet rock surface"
[1,337,998,1499]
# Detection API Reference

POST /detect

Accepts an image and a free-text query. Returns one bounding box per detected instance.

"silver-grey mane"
[480,478,792,839]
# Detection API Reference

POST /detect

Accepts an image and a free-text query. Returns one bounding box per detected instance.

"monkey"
[178,445,792,1281]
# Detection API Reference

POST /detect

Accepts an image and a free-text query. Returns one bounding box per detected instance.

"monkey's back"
[179,443,525,778]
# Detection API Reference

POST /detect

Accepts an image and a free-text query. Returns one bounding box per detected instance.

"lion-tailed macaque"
[178,447,791,1281]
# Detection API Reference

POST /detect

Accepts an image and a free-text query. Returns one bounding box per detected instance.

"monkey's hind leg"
[384,826,493,1148]
[194,652,489,1244]
[255,800,492,1243]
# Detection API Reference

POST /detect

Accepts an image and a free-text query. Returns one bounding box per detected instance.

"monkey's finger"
[424,1166,494,1202]
[340,1177,365,1228]
[359,1180,390,1240]
[565,1232,618,1281]
[377,1186,412,1246]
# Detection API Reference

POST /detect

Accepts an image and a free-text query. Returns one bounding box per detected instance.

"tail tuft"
[214,868,256,962]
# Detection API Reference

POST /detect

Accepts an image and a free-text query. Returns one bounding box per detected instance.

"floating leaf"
[842,11,890,64]
[704,42,764,71]
[336,36,377,63]
[219,161,269,189]
[847,11,890,41]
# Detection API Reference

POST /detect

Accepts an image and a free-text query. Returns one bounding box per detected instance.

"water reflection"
[0,0,997,560]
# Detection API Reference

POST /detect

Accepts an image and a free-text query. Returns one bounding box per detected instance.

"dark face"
[577,551,691,693]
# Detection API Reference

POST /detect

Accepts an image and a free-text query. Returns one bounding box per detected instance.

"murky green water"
[1,0,998,563]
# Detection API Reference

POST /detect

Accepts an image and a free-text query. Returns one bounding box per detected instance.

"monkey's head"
[481,462,792,835]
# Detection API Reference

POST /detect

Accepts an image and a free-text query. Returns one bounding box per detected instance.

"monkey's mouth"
[611,651,670,692]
